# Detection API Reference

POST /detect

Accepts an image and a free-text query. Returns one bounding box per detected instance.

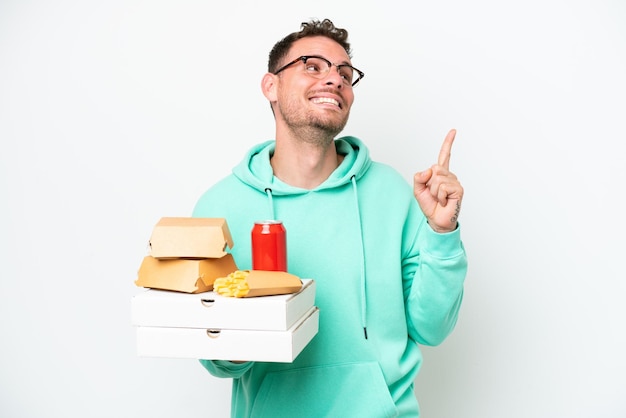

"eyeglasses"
[273,55,365,87]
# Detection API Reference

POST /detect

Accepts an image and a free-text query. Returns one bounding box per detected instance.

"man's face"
[272,36,356,138]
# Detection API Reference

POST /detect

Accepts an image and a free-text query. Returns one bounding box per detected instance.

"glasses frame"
[273,55,365,87]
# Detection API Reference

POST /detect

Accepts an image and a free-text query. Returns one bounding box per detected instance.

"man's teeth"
[311,97,339,106]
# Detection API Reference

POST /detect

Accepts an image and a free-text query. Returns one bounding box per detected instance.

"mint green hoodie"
[192,137,467,418]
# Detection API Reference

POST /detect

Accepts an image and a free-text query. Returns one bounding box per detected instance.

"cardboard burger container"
[149,217,233,259]
[131,279,318,362]
[135,254,238,294]
[135,217,239,293]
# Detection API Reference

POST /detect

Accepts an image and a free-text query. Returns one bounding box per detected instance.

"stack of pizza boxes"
[131,217,318,363]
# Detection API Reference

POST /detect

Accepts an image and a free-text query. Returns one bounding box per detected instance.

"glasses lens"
[303,57,357,86]
[337,66,355,85]
[303,57,329,77]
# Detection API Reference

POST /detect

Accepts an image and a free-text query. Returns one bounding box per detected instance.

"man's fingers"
[438,129,456,169]
[414,169,431,185]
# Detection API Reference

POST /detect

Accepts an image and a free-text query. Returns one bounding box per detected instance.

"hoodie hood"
[232,136,372,195]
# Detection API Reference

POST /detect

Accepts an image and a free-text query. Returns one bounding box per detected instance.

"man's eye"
[339,69,353,83]
[305,63,322,73]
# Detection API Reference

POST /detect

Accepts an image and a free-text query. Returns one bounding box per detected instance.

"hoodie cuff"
[199,359,254,378]
[423,222,464,258]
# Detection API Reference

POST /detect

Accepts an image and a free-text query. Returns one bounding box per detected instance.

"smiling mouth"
[310,97,341,108]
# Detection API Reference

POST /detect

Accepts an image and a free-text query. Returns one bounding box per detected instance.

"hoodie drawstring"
[351,175,368,339]
[264,188,275,219]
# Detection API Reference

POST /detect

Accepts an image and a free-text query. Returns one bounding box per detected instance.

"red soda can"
[251,220,287,271]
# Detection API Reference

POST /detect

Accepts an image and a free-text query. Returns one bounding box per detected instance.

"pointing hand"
[413,129,464,233]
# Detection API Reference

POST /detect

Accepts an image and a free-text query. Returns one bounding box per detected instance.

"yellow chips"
[213,270,251,298]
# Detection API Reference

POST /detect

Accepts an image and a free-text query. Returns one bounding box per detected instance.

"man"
[193,18,467,418]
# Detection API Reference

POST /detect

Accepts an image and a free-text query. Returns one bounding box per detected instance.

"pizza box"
[131,279,315,331]
[135,306,319,363]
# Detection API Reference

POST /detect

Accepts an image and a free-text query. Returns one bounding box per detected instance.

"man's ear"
[261,72,278,102]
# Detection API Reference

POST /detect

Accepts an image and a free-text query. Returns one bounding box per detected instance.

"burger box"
[149,217,234,259]
[131,280,318,362]
[132,279,315,331]
[135,254,238,294]
[135,306,319,362]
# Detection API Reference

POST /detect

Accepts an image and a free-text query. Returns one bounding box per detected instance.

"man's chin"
[310,118,348,137]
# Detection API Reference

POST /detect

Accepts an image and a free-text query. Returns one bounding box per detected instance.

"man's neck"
[270,130,343,189]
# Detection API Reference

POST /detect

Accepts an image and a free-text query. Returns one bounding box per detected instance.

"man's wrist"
[428,221,458,234]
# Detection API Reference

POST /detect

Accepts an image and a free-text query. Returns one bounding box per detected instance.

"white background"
[1,1,625,417]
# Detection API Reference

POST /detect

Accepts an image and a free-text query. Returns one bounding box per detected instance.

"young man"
[193,18,467,418]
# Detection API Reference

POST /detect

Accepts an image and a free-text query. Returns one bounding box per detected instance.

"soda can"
[251,220,287,272]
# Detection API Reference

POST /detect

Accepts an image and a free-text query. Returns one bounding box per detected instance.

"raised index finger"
[438,129,457,169]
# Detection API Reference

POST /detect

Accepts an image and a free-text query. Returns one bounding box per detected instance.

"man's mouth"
[310,97,341,108]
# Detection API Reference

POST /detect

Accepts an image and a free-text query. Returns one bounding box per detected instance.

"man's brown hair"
[268,19,352,73]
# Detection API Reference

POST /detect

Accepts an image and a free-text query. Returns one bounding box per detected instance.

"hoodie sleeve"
[199,359,254,378]
[402,207,467,346]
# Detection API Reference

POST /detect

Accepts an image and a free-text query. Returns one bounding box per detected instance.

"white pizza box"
[131,279,315,331]
[135,307,319,363]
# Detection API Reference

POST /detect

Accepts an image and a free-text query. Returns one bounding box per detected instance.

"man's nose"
[324,66,344,87]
